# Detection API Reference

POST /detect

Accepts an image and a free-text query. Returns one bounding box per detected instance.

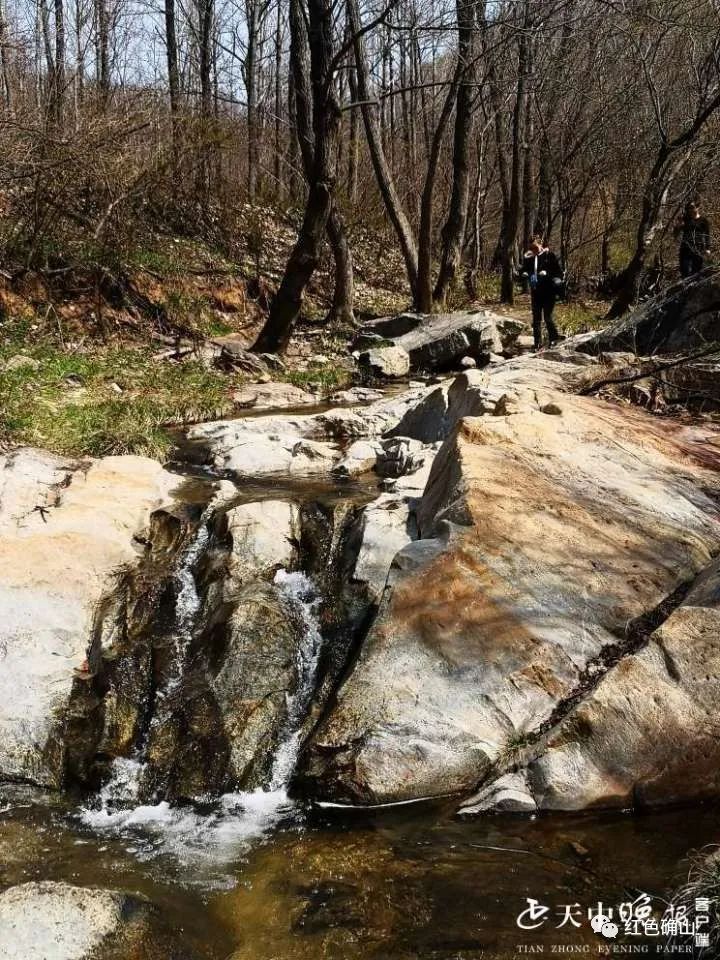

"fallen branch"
[577,342,720,396]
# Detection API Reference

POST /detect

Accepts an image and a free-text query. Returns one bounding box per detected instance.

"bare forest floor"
[0,204,607,458]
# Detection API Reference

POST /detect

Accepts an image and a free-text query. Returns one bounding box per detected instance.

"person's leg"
[690,253,704,275]
[544,292,559,344]
[531,294,543,349]
[679,249,693,278]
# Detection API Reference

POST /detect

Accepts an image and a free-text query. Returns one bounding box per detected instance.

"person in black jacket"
[674,201,711,278]
[521,235,564,350]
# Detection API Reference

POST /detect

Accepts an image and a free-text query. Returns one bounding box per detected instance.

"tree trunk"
[289,0,354,325]
[245,0,258,201]
[164,0,180,162]
[253,181,333,353]
[73,0,83,113]
[607,96,720,320]
[96,0,110,103]
[345,12,359,202]
[39,0,54,101]
[500,0,530,305]
[197,0,214,193]
[521,54,536,249]
[534,147,552,239]
[326,206,354,325]
[606,149,684,319]
[487,43,509,272]
[52,0,64,119]
[273,0,283,197]
[433,0,483,308]
[347,84,359,201]
[0,0,11,109]
[252,0,340,353]
[346,0,418,301]
[287,58,302,201]
[416,68,460,313]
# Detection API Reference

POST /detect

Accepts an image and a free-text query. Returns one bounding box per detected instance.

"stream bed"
[2,784,719,958]
[3,385,720,960]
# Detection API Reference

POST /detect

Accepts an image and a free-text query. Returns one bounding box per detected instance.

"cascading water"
[270,569,323,790]
[79,550,326,877]
[82,512,214,817]
[159,513,211,699]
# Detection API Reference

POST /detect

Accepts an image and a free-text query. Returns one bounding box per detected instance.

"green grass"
[130,247,186,276]
[284,362,353,393]
[0,318,234,458]
[556,300,607,336]
[497,730,534,766]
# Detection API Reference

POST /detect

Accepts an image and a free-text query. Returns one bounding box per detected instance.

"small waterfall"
[82,757,146,827]
[82,512,213,825]
[78,532,327,870]
[270,569,324,790]
[159,514,211,700]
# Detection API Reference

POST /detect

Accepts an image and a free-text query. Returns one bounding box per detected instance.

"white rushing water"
[270,569,323,789]
[160,516,211,699]
[78,565,324,880]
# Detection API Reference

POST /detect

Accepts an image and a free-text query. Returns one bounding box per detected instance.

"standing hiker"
[674,201,711,278]
[521,235,564,350]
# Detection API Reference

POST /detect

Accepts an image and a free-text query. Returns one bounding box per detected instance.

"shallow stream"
[2,392,718,959]
[2,784,719,958]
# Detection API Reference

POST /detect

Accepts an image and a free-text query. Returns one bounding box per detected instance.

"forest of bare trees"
[1,0,719,351]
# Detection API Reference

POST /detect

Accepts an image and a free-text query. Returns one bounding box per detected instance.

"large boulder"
[209,581,308,789]
[0,881,188,960]
[297,361,720,805]
[579,268,720,355]
[0,449,177,788]
[357,344,411,380]
[354,310,523,372]
[140,498,308,798]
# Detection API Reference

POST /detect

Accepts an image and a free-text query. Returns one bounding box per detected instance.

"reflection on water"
[2,784,719,959]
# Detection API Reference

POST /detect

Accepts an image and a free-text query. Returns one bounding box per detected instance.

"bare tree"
[607,6,720,317]
[164,0,181,159]
[252,0,342,353]
[499,0,530,305]
[433,0,484,307]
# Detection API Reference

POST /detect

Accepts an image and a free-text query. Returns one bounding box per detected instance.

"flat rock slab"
[187,383,435,478]
[297,358,720,805]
